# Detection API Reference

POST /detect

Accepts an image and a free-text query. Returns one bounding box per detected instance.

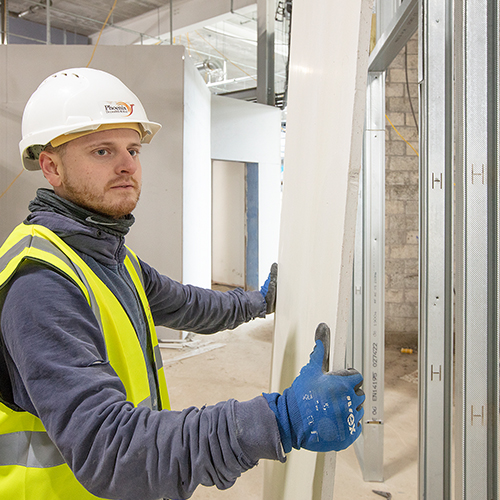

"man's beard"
[61,177,141,219]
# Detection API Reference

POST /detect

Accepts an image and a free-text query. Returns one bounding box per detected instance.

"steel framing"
[454,0,499,498]
[256,0,275,105]
[352,0,419,483]
[353,71,386,482]
[417,0,454,497]
[353,0,499,497]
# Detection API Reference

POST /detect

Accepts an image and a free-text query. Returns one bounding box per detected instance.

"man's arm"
[1,262,284,500]
[139,258,268,333]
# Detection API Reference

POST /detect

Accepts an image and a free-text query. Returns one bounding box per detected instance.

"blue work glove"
[263,323,364,453]
[260,263,278,314]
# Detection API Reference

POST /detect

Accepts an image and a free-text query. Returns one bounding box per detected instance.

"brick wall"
[385,33,419,345]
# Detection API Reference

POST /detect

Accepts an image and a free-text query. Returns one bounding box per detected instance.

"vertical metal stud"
[257,0,275,105]
[354,70,385,482]
[170,0,173,45]
[1,0,8,45]
[46,0,51,45]
[349,179,364,373]
[455,0,499,498]
[417,0,453,498]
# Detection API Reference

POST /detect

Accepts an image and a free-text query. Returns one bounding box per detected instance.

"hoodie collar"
[27,188,134,237]
[25,188,134,266]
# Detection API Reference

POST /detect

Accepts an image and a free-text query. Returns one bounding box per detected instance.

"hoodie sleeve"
[139,258,267,334]
[0,262,284,500]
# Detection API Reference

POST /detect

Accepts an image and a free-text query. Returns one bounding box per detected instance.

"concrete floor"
[160,316,419,500]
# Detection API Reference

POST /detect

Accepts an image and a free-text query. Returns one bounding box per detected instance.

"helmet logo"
[104,101,135,117]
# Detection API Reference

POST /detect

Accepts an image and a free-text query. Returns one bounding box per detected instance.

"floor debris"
[161,343,226,365]
[372,490,392,499]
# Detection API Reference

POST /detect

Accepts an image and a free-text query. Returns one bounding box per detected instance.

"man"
[0,68,364,500]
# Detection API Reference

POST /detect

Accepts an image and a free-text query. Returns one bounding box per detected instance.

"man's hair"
[43,142,68,157]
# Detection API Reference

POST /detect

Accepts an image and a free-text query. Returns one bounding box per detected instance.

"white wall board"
[182,53,212,288]
[263,0,372,498]
[212,160,246,287]
[211,94,281,285]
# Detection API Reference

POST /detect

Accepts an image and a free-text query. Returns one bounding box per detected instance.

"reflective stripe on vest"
[0,223,170,499]
[124,247,170,410]
[0,431,65,468]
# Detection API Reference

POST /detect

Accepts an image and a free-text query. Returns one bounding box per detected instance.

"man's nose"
[116,150,138,174]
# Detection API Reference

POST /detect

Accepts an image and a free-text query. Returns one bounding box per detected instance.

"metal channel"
[45,0,50,44]
[417,0,453,498]
[256,0,275,105]
[376,0,400,37]
[369,0,418,72]
[349,176,364,373]
[455,0,499,498]
[1,0,8,45]
[354,71,385,482]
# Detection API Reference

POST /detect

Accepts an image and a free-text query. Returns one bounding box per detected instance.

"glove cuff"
[262,389,302,454]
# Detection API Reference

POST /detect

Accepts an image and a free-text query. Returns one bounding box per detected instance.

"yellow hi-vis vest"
[0,223,170,500]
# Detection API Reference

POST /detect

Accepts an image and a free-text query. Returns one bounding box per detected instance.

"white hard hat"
[19,67,162,171]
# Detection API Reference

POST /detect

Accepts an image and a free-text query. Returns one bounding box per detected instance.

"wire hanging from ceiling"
[0,169,24,201]
[405,44,419,133]
[86,0,118,67]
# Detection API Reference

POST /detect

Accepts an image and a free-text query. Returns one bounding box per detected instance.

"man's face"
[42,128,143,219]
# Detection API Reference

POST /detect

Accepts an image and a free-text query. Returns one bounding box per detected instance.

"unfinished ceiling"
[4,0,290,98]
[7,0,167,36]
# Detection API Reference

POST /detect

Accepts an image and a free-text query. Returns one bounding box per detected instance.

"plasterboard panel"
[182,50,212,288]
[211,95,281,164]
[211,94,281,283]
[212,160,246,287]
[263,0,372,498]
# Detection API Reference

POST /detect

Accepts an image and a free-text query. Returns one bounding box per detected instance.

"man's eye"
[95,149,107,156]
[129,149,140,157]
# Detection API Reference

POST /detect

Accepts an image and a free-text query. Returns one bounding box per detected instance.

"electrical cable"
[385,114,419,156]
[185,33,205,62]
[405,43,419,133]
[0,169,24,201]
[86,0,118,68]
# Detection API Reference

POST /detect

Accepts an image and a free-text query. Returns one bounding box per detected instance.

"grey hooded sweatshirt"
[0,189,285,500]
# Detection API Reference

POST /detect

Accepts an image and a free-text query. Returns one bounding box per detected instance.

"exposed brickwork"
[385,33,419,342]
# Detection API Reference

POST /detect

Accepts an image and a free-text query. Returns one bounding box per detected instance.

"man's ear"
[39,150,62,188]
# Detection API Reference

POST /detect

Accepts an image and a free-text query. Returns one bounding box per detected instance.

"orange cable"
[385,114,419,156]
[86,0,118,68]
[0,169,24,201]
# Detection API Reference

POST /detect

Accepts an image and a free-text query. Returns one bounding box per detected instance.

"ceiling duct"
[195,59,227,84]
[17,0,52,18]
